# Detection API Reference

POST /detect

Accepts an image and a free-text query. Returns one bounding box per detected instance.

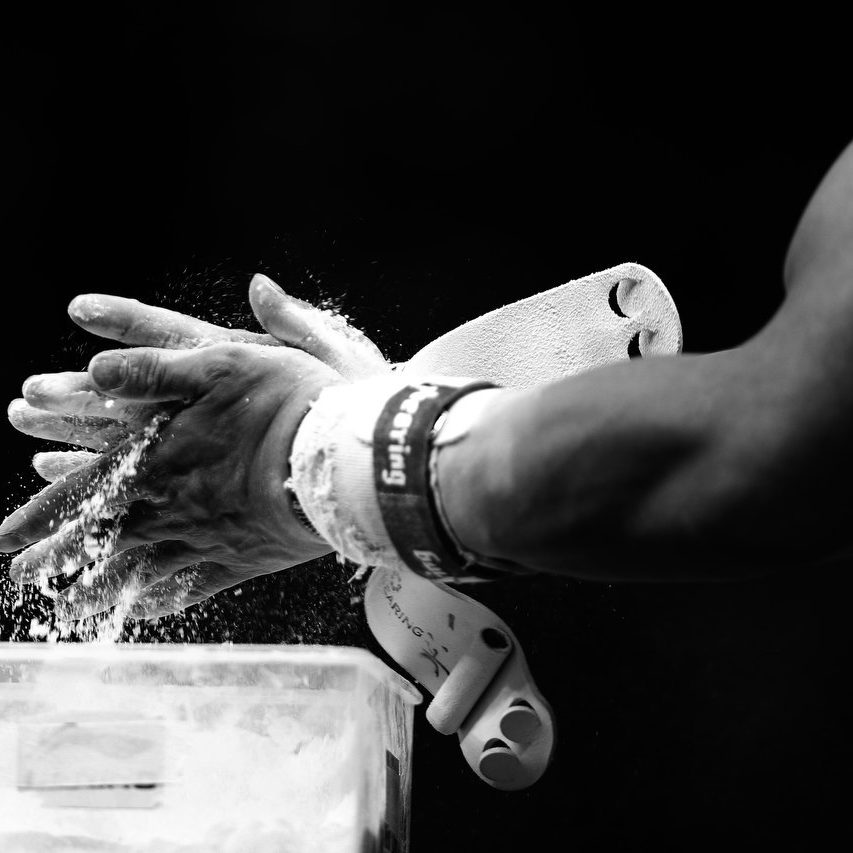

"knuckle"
[135,543,172,584]
[202,344,245,385]
[115,316,135,341]
[61,414,83,442]
[202,360,233,386]
[136,562,167,586]
[127,351,164,390]
[162,513,196,538]
[159,328,190,349]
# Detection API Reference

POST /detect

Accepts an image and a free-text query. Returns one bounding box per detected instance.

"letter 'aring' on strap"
[371,380,514,582]
[289,375,515,580]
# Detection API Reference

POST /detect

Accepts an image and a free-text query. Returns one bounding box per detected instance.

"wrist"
[289,376,415,567]
[289,375,522,580]
[265,376,339,557]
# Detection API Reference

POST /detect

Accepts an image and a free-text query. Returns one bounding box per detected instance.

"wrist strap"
[373,380,505,582]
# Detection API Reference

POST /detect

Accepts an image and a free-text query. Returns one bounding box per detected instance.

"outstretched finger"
[68,294,279,349]
[8,399,130,450]
[56,541,196,621]
[33,450,99,482]
[23,371,159,424]
[127,562,239,620]
[8,501,178,583]
[0,438,152,554]
[249,273,389,379]
[87,344,264,400]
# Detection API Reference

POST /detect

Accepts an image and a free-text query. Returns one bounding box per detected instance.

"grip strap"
[373,380,504,582]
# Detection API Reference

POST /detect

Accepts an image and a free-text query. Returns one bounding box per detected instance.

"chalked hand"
[8,274,391,484]
[3,261,686,620]
[3,274,392,619]
[1,342,341,618]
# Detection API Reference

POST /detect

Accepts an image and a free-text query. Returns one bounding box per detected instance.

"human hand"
[5,261,681,615]
[1,341,341,619]
[8,273,389,485]
[3,273,390,620]
[12,261,672,484]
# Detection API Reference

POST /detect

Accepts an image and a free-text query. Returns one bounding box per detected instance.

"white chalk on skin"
[33,450,98,483]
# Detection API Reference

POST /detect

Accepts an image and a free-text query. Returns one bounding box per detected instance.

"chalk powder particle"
[25,414,168,644]
[2,409,367,848]
[0,284,384,850]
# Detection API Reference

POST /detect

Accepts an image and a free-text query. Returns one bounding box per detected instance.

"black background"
[3,6,852,851]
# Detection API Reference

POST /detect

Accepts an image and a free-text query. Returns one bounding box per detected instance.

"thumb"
[88,346,239,400]
[248,273,389,379]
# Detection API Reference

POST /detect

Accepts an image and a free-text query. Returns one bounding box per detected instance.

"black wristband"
[373,380,505,582]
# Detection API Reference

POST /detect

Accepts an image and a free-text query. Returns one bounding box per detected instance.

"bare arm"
[437,142,853,580]
[6,147,852,602]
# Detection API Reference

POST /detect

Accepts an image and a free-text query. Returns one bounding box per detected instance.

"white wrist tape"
[289,376,477,569]
[290,377,405,568]
[289,375,514,578]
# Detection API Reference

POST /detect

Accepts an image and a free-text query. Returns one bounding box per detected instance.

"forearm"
[432,142,853,582]
[287,313,851,583]
[435,332,847,581]
[784,140,853,306]
[285,143,853,583]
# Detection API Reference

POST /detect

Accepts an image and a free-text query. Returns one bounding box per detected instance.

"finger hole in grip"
[481,626,511,651]
[479,743,521,785]
[608,282,629,318]
[425,627,513,736]
[499,699,542,744]
[611,277,651,359]
[628,332,642,359]
[611,268,683,356]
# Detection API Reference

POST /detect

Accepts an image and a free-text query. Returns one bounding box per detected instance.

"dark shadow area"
[2,6,851,850]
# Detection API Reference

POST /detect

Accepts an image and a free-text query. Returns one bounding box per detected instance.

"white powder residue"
[22,414,166,644]
[0,289,402,851]
[0,688,363,852]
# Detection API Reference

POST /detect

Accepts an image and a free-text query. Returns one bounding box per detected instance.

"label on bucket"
[17,718,165,808]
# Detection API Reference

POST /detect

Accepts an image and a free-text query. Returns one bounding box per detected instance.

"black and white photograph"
[1,6,851,851]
